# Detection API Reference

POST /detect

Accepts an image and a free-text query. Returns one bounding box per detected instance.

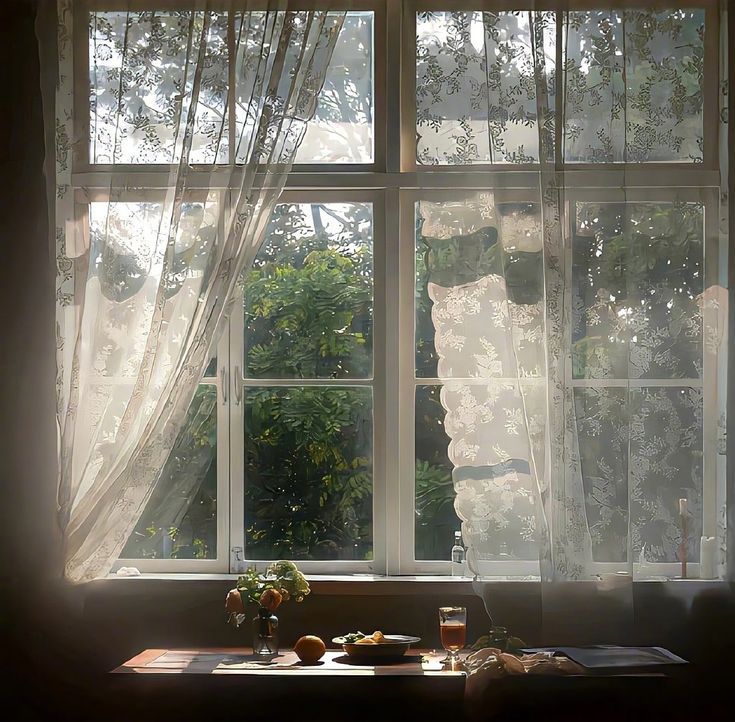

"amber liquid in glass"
[440,623,466,651]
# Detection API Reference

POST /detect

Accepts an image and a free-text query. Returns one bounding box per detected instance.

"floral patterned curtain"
[418,6,728,598]
[52,1,344,581]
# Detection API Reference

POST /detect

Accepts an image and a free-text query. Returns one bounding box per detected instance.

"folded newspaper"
[520,645,688,671]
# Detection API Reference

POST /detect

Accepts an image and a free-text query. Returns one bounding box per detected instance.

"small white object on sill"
[699,536,717,579]
[597,571,631,592]
[116,566,141,577]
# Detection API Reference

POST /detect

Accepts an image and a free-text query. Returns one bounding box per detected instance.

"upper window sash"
[75,0,720,174]
[404,0,719,171]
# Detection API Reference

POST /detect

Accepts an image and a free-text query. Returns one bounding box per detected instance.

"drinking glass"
[438,606,467,667]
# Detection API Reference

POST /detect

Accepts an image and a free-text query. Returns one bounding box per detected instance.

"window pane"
[88,196,220,305]
[204,356,217,378]
[415,385,455,560]
[416,11,555,165]
[90,11,228,164]
[416,196,543,377]
[575,385,703,563]
[564,9,705,163]
[295,12,374,163]
[572,202,704,380]
[90,11,371,166]
[234,12,372,165]
[575,386,629,562]
[244,386,373,561]
[121,384,218,559]
[414,194,544,563]
[244,202,373,379]
[631,386,703,563]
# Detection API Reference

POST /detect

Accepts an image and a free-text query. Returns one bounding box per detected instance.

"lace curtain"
[417,6,729,605]
[50,1,344,582]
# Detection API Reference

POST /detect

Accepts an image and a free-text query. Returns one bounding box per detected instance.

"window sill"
[100,573,480,595]
[96,573,727,597]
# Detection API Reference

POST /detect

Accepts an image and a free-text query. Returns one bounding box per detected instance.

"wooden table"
[113,647,465,677]
[110,648,702,722]
[110,648,467,721]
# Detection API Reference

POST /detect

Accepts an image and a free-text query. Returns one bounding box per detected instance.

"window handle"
[220,366,228,404]
[234,366,243,405]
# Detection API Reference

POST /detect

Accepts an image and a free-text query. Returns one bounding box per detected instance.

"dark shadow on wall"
[0,1,95,720]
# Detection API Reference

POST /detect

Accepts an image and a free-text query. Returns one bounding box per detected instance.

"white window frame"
[78,0,724,577]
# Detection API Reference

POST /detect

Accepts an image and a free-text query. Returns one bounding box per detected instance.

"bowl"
[332,634,421,659]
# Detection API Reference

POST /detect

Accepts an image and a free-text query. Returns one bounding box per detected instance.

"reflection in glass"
[204,356,218,378]
[244,386,373,561]
[122,384,218,559]
[414,194,545,563]
[244,202,373,379]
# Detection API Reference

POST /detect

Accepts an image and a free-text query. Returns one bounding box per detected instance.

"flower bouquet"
[225,561,310,657]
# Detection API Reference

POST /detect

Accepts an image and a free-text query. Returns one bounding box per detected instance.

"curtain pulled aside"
[418,5,728,639]
[49,1,344,582]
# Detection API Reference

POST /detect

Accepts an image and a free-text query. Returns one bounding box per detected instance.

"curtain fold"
[50,1,345,581]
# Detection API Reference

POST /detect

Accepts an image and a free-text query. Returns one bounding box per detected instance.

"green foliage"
[244,385,372,560]
[243,203,374,560]
[245,203,372,379]
[572,202,703,379]
[414,385,457,559]
[122,384,218,560]
[244,247,372,378]
[236,560,311,607]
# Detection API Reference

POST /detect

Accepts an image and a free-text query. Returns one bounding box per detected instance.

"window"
[73,1,724,576]
[240,199,376,568]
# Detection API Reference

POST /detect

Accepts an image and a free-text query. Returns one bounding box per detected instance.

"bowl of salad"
[332,630,421,659]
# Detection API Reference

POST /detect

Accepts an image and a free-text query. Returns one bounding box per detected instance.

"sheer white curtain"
[51,1,344,582]
[420,5,729,630]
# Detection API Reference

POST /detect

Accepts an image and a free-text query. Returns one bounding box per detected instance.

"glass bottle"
[252,606,279,657]
[451,530,466,577]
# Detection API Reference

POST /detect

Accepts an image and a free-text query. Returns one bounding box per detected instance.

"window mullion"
[371,190,388,575]
[396,190,418,574]
[227,7,236,167]
[216,308,233,573]
[702,188,723,538]
[399,3,416,171]
[228,190,246,572]
[380,188,403,575]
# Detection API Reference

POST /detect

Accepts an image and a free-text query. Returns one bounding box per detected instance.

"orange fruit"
[294,635,326,665]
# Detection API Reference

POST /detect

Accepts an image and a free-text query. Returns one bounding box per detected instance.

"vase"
[252,606,279,657]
